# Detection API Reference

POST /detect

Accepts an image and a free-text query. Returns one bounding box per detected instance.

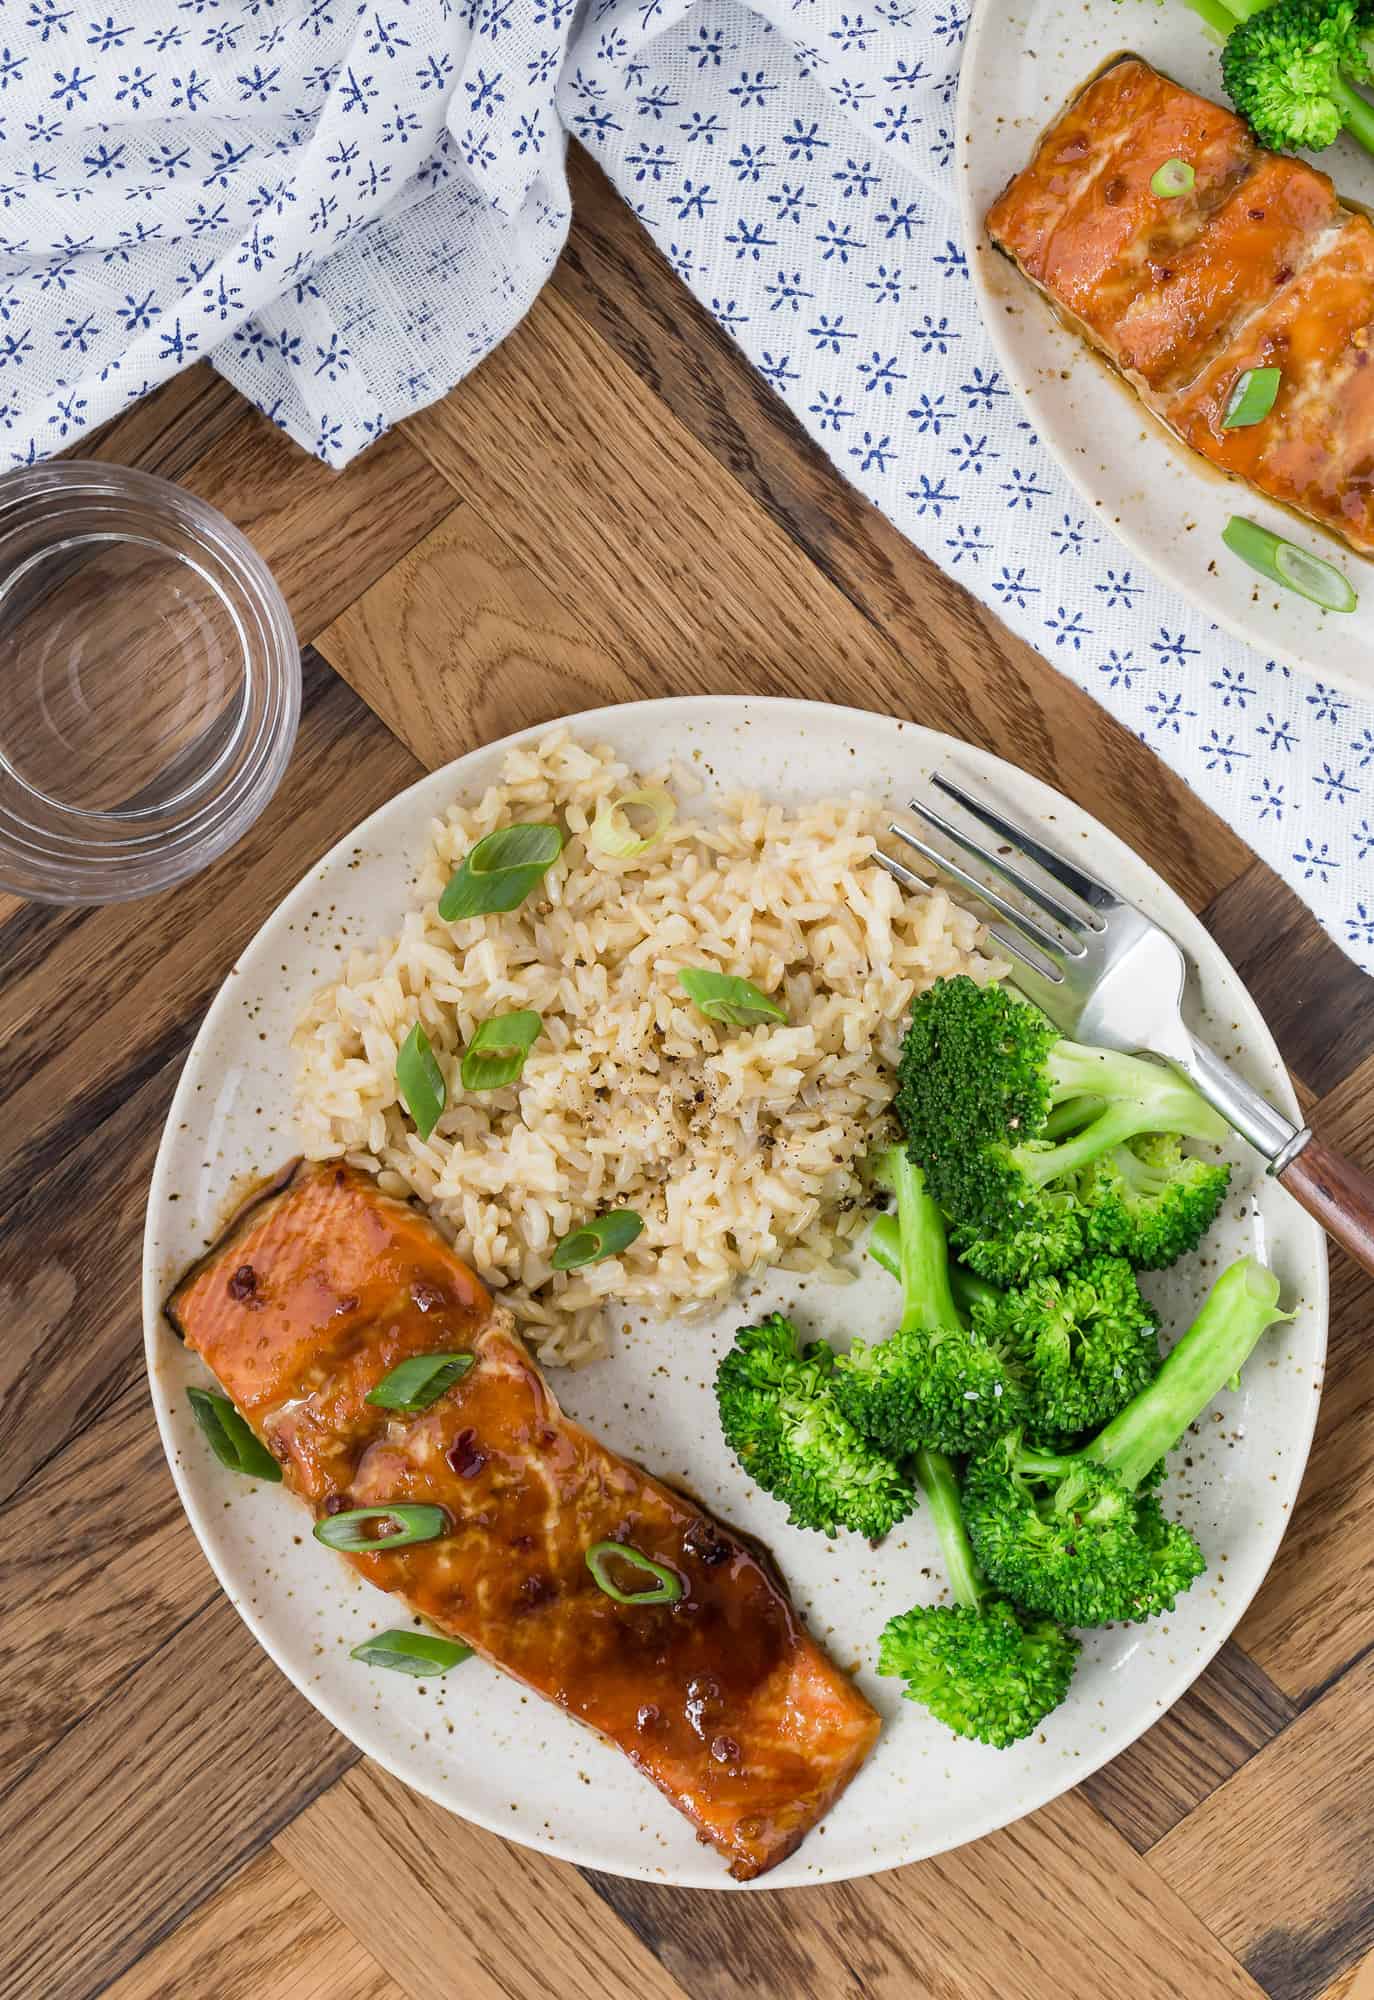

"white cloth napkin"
[3,0,1373,969]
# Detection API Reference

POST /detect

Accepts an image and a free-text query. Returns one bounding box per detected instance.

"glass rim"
[0,463,301,906]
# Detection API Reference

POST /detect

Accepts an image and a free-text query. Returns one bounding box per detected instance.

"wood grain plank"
[1202,864,1374,1101]
[315,503,656,770]
[0,1592,359,2000]
[276,1763,692,2000]
[0,1060,177,1512]
[591,1789,1264,2000]
[102,1849,406,2000]
[1345,1952,1374,2000]
[551,153,1253,913]
[0,1374,210,1789]
[1318,1953,1374,2000]
[1235,1057,1374,1699]
[174,407,456,646]
[404,291,881,696]
[1152,1652,1374,2000]
[0,652,421,1229]
[1315,1971,1365,2000]
[1081,1642,1296,1852]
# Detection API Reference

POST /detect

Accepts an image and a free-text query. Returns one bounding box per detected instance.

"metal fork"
[880,768,1374,1277]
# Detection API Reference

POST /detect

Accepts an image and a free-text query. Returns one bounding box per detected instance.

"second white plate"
[957,1,1374,697]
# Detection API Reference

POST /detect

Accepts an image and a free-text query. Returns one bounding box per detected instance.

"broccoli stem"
[1083,1257,1290,1489]
[951,1262,1002,1319]
[874,1148,963,1334]
[1047,1044,1230,1142]
[1042,1096,1106,1139]
[868,1210,999,1322]
[1332,71,1374,154]
[1011,1044,1229,1192]
[1184,0,1247,34]
[915,1448,984,1612]
[1189,0,1270,26]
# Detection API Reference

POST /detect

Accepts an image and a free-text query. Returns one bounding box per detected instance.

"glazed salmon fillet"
[166,1162,879,1879]
[986,57,1374,555]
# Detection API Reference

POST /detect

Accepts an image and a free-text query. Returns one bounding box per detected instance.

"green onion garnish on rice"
[678,967,787,1027]
[396,1021,446,1139]
[589,787,676,858]
[551,1210,645,1269]
[460,1009,542,1092]
[439,823,563,921]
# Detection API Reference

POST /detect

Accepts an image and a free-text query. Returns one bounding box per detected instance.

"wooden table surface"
[6,150,1374,2000]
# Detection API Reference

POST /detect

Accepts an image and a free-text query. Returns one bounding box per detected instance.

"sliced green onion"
[460,1009,542,1093]
[314,1504,449,1551]
[589,786,676,859]
[397,1022,446,1141]
[551,1209,644,1270]
[1151,157,1195,198]
[1222,365,1281,429]
[350,1628,473,1675]
[586,1538,684,1605]
[365,1352,474,1412]
[677,967,788,1028]
[439,823,563,921]
[1222,517,1357,613]
[187,1388,283,1481]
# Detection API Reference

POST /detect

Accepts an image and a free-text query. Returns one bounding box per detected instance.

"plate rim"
[141,691,1329,1888]
[954,13,1374,701]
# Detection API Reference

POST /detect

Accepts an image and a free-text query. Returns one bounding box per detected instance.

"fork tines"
[877,768,1117,978]
[929,773,1117,919]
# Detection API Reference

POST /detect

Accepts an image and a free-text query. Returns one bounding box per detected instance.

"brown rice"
[292,730,1002,1365]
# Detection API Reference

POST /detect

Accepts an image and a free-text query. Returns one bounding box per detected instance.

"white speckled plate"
[957,2,1374,696]
[142,697,1326,1888]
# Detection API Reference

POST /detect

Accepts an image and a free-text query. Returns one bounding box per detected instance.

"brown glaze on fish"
[166,1161,879,1879]
[986,57,1374,556]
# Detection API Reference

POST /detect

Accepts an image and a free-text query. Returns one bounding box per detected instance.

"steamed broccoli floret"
[715,1313,913,1540]
[963,1258,1291,1626]
[951,1197,1088,1287]
[972,1254,1162,1439]
[875,1198,1088,1294]
[879,1448,1080,1748]
[1079,1134,1231,1269]
[895,977,1229,1245]
[1220,0,1374,157]
[966,1447,1203,1628]
[837,1329,1022,1458]
[1116,0,1374,159]
[838,1149,1027,1457]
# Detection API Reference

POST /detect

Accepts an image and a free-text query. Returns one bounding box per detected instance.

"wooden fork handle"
[1278,1136,1374,1278]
